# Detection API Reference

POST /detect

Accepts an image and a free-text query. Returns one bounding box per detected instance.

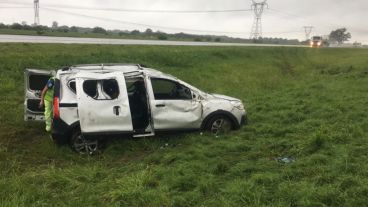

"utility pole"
[303,26,314,41]
[250,0,268,40]
[34,0,40,26]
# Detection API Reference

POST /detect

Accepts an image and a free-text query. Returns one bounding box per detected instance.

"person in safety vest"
[39,77,55,132]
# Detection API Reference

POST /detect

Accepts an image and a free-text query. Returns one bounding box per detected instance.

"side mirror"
[192,92,198,99]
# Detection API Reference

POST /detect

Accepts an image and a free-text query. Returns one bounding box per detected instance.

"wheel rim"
[211,118,232,135]
[73,134,98,155]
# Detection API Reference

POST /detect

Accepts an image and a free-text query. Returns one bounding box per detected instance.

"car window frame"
[150,77,192,101]
[82,79,120,101]
[67,79,77,94]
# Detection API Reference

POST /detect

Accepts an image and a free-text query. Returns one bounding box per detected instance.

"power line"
[0,5,304,37]
[269,8,307,19]
[268,8,320,30]
[0,6,31,9]
[264,30,301,35]
[45,7,303,36]
[43,7,248,35]
[48,5,253,13]
[0,1,253,13]
[269,8,342,29]
[0,1,325,39]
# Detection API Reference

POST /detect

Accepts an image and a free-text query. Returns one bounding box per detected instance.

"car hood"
[209,93,241,102]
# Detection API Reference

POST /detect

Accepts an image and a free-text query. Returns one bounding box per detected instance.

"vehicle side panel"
[75,72,133,133]
[58,74,79,125]
[146,77,203,130]
[201,99,245,126]
[152,100,202,129]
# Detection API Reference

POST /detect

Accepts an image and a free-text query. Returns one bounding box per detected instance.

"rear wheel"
[70,130,98,155]
[206,115,233,136]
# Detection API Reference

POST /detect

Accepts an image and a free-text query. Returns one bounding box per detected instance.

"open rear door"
[75,72,133,134]
[24,69,54,121]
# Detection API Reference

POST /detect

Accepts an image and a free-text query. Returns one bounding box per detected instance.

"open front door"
[24,69,54,121]
[75,72,133,134]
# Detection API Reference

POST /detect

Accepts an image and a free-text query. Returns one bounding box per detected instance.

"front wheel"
[70,130,99,155]
[206,115,233,136]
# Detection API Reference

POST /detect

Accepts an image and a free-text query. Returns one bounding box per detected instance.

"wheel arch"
[70,121,81,133]
[51,119,80,145]
[201,110,240,130]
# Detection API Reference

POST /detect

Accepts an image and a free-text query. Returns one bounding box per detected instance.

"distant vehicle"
[24,64,247,154]
[310,36,323,47]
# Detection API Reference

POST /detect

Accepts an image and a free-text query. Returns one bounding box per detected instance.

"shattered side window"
[102,79,119,100]
[68,80,76,93]
[83,80,98,98]
[82,79,119,100]
[151,78,192,100]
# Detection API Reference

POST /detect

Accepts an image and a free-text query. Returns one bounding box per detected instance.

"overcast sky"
[0,0,367,43]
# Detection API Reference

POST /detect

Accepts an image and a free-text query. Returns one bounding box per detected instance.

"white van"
[25,64,247,154]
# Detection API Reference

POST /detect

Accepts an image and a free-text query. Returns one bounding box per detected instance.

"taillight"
[53,97,60,119]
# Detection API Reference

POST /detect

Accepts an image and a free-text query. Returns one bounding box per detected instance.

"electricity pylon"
[250,0,268,39]
[303,26,314,41]
[34,0,40,25]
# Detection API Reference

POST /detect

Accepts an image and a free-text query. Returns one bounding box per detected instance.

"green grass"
[1,43,368,206]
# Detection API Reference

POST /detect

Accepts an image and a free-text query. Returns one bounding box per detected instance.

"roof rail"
[138,64,148,69]
[70,63,140,68]
[124,71,144,77]
[61,63,147,71]
[61,66,70,71]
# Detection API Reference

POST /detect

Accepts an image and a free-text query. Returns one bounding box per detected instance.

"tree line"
[0,21,302,45]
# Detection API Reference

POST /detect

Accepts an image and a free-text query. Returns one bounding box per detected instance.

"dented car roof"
[58,64,176,80]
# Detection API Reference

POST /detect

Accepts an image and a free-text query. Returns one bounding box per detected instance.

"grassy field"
[0,43,368,206]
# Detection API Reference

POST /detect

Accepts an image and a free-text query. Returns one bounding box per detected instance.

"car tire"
[206,115,233,136]
[70,129,99,155]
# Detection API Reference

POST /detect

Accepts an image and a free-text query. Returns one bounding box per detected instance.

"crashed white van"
[25,64,247,153]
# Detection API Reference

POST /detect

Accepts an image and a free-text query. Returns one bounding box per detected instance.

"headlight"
[231,101,245,111]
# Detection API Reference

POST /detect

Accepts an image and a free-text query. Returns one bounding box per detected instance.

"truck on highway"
[310,36,323,47]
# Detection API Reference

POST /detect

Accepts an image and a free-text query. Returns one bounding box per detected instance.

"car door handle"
[156,104,165,108]
[35,91,41,98]
[113,106,120,116]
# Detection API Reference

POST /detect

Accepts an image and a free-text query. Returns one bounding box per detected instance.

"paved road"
[0,34,302,47]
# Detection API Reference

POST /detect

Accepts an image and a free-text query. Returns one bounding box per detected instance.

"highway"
[0,34,302,47]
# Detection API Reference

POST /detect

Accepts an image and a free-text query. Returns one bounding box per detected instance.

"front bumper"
[240,114,248,126]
